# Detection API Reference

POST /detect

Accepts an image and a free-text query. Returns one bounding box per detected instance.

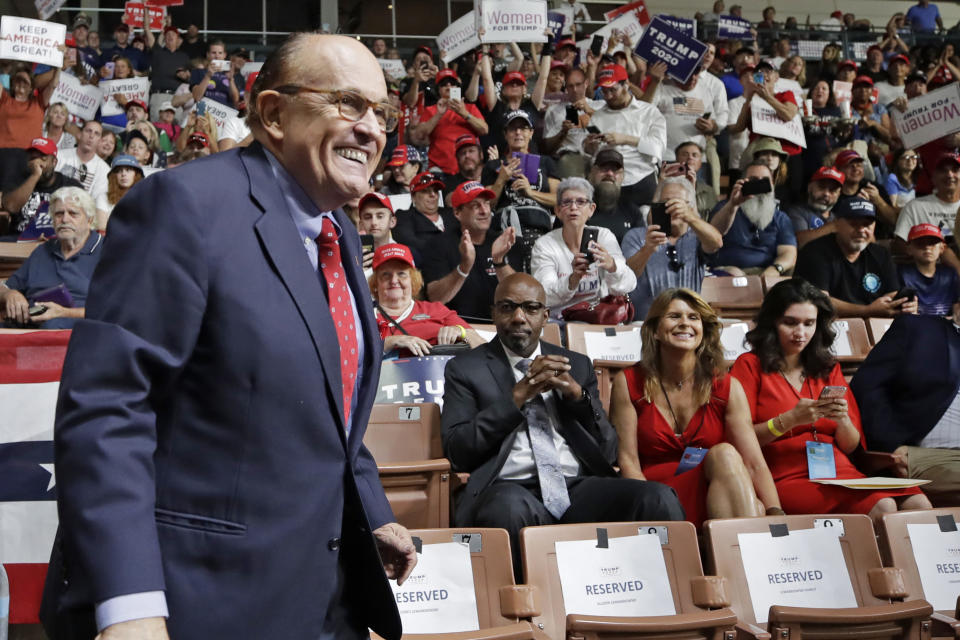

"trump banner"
[718,14,752,39]
[34,0,67,21]
[580,11,645,58]
[477,0,548,43]
[656,15,695,36]
[892,82,960,149]
[376,356,454,407]
[605,0,651,26]
[199,98,240,134]
[123,1,166,30]
[50,72,103,121]
[0,330,71,624]
[437,10,481,63]
[0,16,65,67]
[634,16,707,84]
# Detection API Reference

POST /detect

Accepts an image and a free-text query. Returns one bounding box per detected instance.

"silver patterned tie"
[515,358,572,519]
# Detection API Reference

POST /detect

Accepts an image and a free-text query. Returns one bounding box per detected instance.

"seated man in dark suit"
[851,300,960,506]
[442,272,685,575]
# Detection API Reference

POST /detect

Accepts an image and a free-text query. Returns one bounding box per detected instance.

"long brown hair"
[639,288,724,407]
[106,168,142,205]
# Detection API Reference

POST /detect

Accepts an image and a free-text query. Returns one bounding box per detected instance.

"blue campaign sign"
[717,14,752,38]
[656,15,695,36]
[547,11,566,43]
[634,15,708,84]
[376,355,454,406]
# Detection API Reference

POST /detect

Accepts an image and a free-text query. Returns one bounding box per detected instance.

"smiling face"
[505,119,533,152]
[376,261,413,306]
[655,298,703,353]
[934,162,960,196]
[776,302,818,357]
[454,196,493,234]
[810,81,830,106]
[841,159,864,184]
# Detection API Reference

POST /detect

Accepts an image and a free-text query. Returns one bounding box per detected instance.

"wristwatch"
[773,263,784,274]
[492,257,509,268]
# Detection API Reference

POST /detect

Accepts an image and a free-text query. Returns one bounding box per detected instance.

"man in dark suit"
[851,300,960,506]
[41,34,415,640]
[442,273,685,573]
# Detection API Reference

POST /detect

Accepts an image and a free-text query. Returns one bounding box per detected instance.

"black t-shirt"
[481,155,557,211]
[481,98,541,155]
[421,230,499,321]
[392,206,459,266]
[150,44,191,92]
[398,76,439,108]
[794,233,901,306]
[589,200,644,245]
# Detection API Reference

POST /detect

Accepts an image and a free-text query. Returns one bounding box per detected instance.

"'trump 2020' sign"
[633,16,707,84]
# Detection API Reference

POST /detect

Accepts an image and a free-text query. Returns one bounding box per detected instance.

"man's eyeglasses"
[666,244,685,271]
[493,300,546,315]
[558,197,591,210]
[273,85,400,132]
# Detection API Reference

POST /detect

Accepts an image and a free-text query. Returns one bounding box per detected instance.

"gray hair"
[50,186,96,222]
[556,176,594,204]
[655,176,697,210]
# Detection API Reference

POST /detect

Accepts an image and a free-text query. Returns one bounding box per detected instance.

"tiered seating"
[565,324,641,411]
[0,243,38,281]
[364,403,450,529]
[701,275,764,320]
[471,323,562,347]
[832,318,872,376]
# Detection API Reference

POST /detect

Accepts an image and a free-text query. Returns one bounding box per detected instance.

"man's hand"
[512,355,573,407]
[858,183,882,205]
[666,198,696,226]
[867,292,910,317]
[457,228,476,273]
[2,289,29,324]
[492,227,516,263]
[900,296,919,315]
[97,617,169,640]
[694,116,717,134]
[648,61,667,82]
[572,98,594,116]
[643,222,668,250]
[373,522,418,586]
[362,250,374,270]
[892,445,910,478]
[729,178,748,207]
[29,300,66,323]
[448,98,468,118]
[600,131,631,146]
[28,157,45,177]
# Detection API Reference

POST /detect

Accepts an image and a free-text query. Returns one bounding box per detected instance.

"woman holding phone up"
[730,279,931,520]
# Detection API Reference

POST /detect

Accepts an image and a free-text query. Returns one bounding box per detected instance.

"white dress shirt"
[586,97,667,185]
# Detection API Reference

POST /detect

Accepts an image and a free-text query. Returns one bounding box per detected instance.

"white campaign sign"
[576,11,644,59]
[0,16,65,67]
[830,320,852,357]
[49,72,103,121]
[582,328,642,362]
[720,322,749,361]
[479,0,548,43]
[437,10,482,63]
[199,98,240,134]
[892,83,960,150]
[907,523,960,610]
[737,527,858,623]
[555,534,677,617]
[379,58,407,82]
[35,0,67,20]
[100,77,151,118]
[390,542,480,633]
[750,96,806,149]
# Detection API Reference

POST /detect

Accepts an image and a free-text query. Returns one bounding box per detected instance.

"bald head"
[495,273,546,304]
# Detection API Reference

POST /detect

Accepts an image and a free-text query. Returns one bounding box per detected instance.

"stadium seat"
[720,319,754,369]
[701,275,764,319]
[364,403,450,529]
[761,275,789,293]
[519,521,738,640]
[832,318,872,374]
[877,509,960,637]
[867,318,894,345]
[564,324,642,411]
[703,514,933,640]
[0,243,38,281]
[471,323,562,347]
[377,528,543,640]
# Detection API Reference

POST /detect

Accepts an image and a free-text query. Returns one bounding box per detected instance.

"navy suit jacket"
[41,143,401,639]
[851,314,960,452]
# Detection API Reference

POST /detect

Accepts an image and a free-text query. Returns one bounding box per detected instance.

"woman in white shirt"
[531,176,636,319]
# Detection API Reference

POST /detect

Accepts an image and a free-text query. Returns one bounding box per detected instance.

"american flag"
[0,330,70,624]
[672,96,705,117]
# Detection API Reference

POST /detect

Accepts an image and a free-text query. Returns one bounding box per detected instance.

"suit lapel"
[242,144,348,438]
[947,319,960,395]
[485,338,518,400]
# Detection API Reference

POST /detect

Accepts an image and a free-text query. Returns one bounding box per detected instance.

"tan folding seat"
[832,318,873,376]
[519,521,738,640]
[469,323,563,347]
[0,243,38,280]
[364,403,450,529]
[564,324,642,412]
[867,318,895,345]
[878,509,960,637]
[703,514,933,640]
[701,275,764,319]
[761,275,790,293]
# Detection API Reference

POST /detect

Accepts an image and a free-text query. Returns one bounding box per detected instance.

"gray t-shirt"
[621,224,706,321]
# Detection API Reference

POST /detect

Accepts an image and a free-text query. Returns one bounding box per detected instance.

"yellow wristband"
[767,418,785,438]
[456,324,466,340]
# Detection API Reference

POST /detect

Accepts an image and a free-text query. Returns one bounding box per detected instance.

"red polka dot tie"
[317,217,359,425]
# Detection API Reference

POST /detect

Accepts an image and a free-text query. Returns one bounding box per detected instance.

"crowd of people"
[4,2,960,632]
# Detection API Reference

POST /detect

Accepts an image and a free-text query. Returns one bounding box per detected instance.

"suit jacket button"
[328,537,341,551]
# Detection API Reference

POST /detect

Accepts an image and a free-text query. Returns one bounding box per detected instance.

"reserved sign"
[391,541,480,633]
[906,523,960,610]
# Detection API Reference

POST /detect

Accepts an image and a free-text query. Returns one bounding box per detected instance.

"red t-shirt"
[748,90,802,156]
[421,103,485,174]
[0,90,45,150]
[376,299,470,344]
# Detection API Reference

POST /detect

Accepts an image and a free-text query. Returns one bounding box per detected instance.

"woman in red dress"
[611,288,782,526]
[730,278,931,521]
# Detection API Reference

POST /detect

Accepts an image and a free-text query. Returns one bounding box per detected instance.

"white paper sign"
[892,83,960,150]
[35,0,67,20]
[479,0,548,43]
[99,77,151,117]
[750,96,807,149]
[906,523,960,610]
[829,320,852,357]
[199,98,239,134]
[49,72,103,121]
[387,192,413,213]
[720,322,749,361]
[555,534,677,617]
[737,527,858,623]
[240,61,263,77]
[391,542,480,633]
[0,16,65,67]
[378,58,407,82]
[582,328,642,362]
[438,10,482,63]
[580,11,645,56]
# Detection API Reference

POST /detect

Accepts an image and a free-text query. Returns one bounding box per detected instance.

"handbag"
[561,294,635,325]
[376,302,471,355]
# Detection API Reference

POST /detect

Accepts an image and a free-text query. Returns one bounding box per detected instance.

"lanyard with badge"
[659,379,708,475]
[780,373,838,479]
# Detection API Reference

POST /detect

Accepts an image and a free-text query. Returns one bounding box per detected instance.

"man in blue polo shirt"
[906,0,943,33]
[0,186,102,329]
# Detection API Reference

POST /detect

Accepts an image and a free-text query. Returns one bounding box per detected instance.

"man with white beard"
[784,166,844,247]
[795,198,917,318]
[707,161,797,277]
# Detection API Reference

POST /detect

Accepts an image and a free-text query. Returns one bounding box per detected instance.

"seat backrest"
[720,319,755,368]
[701,276,764,311]
[867,318,894,345]
[761,275,790,293]
[470,323,562,347]
[410,528,518,628]
[878,508,960,610]
[520,521,702,640]
[365,403,442,462]
[703,514,884,625]
[832,318,872,363]
[565,324,643,366]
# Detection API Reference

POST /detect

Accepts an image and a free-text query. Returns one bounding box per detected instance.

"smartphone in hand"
[649,202,671,232]
[741,178,772,196]
[818,385,847,400]
[579,226,599,263]
[448,86,461,101]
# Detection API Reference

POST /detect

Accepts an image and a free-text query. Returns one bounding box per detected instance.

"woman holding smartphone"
[730,279,931,521]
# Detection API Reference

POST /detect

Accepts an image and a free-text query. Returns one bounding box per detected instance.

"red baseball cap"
[867,45,883,56]
[852,75,874,87]
[410,171,444,193]
[935,151,960,170]
[414,45,434,59]
[359,192,394,214]
[550,60,569,72]
[187,132,210,147]
[908,223,945,243]
[163,26,180,37]
[597,63,628,88]
[890,54,911,66]
[372,243,416,270]
[556,38,577,50]
[28,137,57,156]
[812,166,845,186]
[387,145,422,167]
[436,68,461,85]
[502,71,526,86]
[831,10,843,18]
[454,134,481,153]
[450,181,495,208]
[834,149,864,168]
[126,99,148,112]
[837,60,857,71]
